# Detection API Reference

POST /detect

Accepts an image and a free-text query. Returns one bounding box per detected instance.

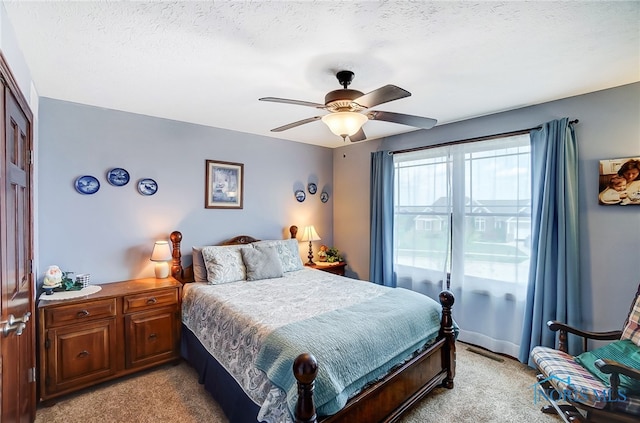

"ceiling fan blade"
[270,116,322,132]
[367,111,437,129]
[352,85,411,109]
[349,128,367,142]
[259,97,326,109]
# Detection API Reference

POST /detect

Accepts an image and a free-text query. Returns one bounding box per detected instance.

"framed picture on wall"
[205,160,244,209]
[598,157,640,205]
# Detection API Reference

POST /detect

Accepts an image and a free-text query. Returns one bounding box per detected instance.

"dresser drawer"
[44,298,117,328]
[123,288,178,313]
[124,307,178,369]
[44,319,117,394]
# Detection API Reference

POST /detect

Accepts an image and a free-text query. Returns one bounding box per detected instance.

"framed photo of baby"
[598,157,640,206]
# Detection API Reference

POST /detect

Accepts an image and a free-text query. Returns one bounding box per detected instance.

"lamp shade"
[322,112,368,138]
[150,241,172,262]
[151,241,172,278]
[300,225,321,242]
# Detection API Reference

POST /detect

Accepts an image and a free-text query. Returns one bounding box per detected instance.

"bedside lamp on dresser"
[300,225,321,265]
[150,240,172,278]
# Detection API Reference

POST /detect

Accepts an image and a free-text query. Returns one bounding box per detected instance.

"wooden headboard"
[169,225,299,283]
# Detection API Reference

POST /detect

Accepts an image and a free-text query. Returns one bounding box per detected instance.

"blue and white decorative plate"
[106,168,130,186]
[137,178,158,196]
[320,191,329,203]
[307,183,317,195]
[74,175,100,195]
[295,189,306,202]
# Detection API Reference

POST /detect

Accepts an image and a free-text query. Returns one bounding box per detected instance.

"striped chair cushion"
[622,293,640,347]
[531,346,609,409]
[532,346,640,416]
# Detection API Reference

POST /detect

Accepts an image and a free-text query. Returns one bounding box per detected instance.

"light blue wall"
[38,98,334,283]
[334,82,640,333]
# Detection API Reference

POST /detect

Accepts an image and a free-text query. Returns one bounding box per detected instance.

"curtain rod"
[390,119,579,155]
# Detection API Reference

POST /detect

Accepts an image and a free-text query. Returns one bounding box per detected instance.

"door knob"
[2,311,31,337]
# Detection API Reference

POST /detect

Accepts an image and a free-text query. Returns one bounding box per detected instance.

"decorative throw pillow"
[574,339,640,394]
[192,247,207,282]
[253,239,304,272]
[621,294,640,347]
[201,245,251,284]
[241,246,284,281]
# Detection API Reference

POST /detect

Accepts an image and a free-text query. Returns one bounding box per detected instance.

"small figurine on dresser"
[318,245,328,262]
[42,265,63,295]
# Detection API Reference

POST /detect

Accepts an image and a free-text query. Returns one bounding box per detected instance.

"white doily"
[314,261,341,267]
[39,285,102,301]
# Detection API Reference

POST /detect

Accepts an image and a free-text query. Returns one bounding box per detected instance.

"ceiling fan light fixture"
[322,112,368,138]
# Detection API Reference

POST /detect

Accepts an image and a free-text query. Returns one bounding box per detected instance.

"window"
[393,134,531,357]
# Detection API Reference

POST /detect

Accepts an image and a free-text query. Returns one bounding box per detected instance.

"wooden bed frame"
[169,226,456,423]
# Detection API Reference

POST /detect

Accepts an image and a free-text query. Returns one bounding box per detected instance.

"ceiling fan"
[259,70,437,142]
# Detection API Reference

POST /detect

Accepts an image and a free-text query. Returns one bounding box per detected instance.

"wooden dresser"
[37,277,182,402]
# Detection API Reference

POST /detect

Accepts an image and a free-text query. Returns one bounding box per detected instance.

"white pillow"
[252,239,304,272]
[201,245,252,284]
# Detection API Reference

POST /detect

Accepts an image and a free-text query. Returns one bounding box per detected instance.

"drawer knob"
[78,350,90,358]
[148,333,157,340]
[146,297,157,305]
[77,310,90,318]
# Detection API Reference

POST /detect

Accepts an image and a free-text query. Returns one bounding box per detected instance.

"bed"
[169,226,456,423]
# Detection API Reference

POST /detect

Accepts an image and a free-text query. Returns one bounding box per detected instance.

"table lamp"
[150,240,172,278]
[300,225,321,265]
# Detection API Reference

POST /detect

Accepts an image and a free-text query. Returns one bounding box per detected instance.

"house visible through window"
[393,134,531,357]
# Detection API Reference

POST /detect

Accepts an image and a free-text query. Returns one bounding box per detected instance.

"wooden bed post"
[293,353,318,423]
[439,290,456,389]
[170,231,183,280]
[290,225,298,239]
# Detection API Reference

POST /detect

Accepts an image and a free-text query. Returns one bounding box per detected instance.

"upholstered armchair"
[530,284,640,423]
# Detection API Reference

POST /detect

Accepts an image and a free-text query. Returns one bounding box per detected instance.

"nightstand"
[305,261,347,276]
[37,277,182,402]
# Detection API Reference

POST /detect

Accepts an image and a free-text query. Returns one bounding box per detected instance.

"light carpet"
[35,343,561,423]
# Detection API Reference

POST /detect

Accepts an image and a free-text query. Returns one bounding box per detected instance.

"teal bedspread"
[255,287,451,417]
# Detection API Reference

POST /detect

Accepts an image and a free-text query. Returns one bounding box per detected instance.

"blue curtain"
[370,151,395,287]
[519,118,581,364]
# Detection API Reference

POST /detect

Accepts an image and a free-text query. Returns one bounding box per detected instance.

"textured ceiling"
[3,1,639,148]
